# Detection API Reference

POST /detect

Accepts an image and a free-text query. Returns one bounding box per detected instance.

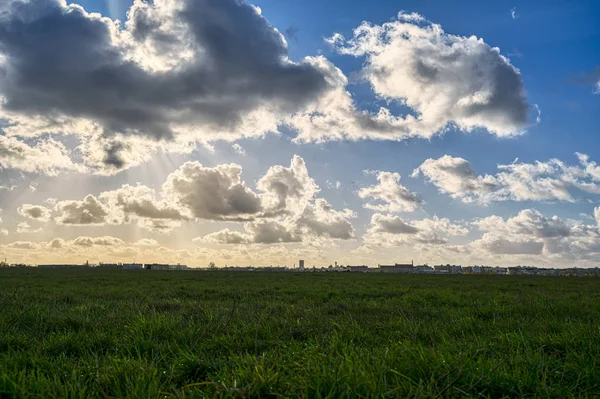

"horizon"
[1,0,600,268]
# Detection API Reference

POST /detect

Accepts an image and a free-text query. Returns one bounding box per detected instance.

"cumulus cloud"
[100,184,187,221]
[0,0,330,173]
[200,198,355,245]
[412,155,500,203]
[17,204,51,221]
[37,155,350,239]
[364,213,468,246]
[54,195,111,225]
[474,209,571,239]
[413,153,600,204]
[256,155,319,216]
[471,209,600,260]
[0,3,535,175]
[302,11,533,142]
[162,161,263,221]
[72,236,125,247]
[195,159,354,245]
[0,136,84,176]
[359,171,422,212]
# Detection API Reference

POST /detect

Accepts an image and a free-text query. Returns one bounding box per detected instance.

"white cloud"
[308,11,532,141]
[232,143,246,155]
[511,7,518,19]
[18,204,51,222]
[470,209,600,260]
[0,4,534,175]
[413,153,600,204]
[54,195,111,226]
[359,171,422,212]
[16,222,42,234]
[256,155,320,217]
[364,213,468,247]
[72,236,125,247]
[200,198,356,245]
[326,180,341,190]
[162,161,263,221]
[0,136,84,176]
[100,184,187,222]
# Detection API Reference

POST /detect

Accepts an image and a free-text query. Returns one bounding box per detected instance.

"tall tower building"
[299,260,305,271]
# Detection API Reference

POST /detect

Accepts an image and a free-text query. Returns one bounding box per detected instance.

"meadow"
[0,269,599,398]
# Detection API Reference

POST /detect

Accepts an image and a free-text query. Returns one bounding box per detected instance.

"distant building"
[146,263,171,271]
[413,265,433,274]
[123,263,143,270]
[379,262,414,273]
[434,264,462,274]
[299,260,305,271]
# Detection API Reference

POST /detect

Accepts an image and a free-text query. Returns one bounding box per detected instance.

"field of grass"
[1,269,599,398]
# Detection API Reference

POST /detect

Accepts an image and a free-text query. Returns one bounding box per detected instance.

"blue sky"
[0,0,598,267]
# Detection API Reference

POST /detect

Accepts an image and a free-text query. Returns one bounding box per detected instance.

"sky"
[0,0,599,268]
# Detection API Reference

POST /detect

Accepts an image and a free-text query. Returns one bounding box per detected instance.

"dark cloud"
[0,0,329,165]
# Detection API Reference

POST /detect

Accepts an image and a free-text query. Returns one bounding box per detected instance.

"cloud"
[42,155,339,237]
[359,171,422,212]
[72,236,125,247]
[364,213,468,246]
[304,11,532,142]
[326,180,341,190]
[412,155,501,203]
[474,209,571,239]
[413,153,600,204]
[17,204,51,221]
[256,155,319,216]
[54,195,111,225]
[475,234,543,255]
[0,3,535,175]
[100,184,187,221]
[200,198,356,244]
[16,221,42,234]
[162,161,263,221]
[295,198,356,240]
[510,7,518,19]
[0,136,84,176]
[471,209,600,259]
[0,0,329,173]
[0,228,7,236]
[232,143,246,155]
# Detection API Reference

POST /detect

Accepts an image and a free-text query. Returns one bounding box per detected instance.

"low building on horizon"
[379,262,414,273]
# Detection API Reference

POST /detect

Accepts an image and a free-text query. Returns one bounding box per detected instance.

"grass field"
[0,269,599,398]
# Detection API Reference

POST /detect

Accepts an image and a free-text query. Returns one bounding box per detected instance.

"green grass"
[1,269,599,398]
